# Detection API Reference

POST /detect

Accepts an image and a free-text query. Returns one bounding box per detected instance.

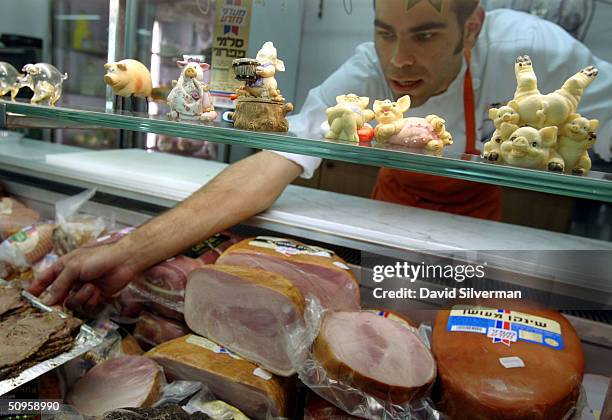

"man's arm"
[29,151,302,309]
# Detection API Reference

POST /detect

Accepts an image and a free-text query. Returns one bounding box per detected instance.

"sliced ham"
[217,237,360,310]
[184,265,305,376]
[0,198,40,239]
[313,311,436,404]
[146,334,289,420]
[66,356,163,417]
[133,311,190,350]
[432,306,584,419]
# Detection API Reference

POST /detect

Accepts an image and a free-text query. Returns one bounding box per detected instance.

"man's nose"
[391,42,416,67]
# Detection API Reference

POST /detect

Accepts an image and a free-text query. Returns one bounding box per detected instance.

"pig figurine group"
[166,57,217,122]
[0,62,68,106]
[483,55,599,175]
[0,62,21,101]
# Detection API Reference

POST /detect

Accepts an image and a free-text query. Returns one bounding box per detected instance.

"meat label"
[185,334,243,360]
[249,236,335,258]
[447,306,563,350]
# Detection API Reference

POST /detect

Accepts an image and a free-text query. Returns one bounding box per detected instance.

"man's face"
[375,0,468,107]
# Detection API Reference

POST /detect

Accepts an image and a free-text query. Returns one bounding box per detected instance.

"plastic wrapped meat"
[0,224,54,268]
[133,311,190,350]
[0,197,40,240]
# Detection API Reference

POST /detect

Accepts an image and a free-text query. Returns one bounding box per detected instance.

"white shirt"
[277,9,612,179]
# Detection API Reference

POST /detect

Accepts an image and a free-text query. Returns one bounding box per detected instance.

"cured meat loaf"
[66,356,163,416]
[184,265,305,376]
[313,311,436,404]
[0,224,54,267]
[0,197,40,239]
[432,306,584,419]
[133,310,190,350]
[146,334,289,420]
[216,237,360,310]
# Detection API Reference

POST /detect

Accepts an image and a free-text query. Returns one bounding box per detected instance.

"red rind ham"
[216,237,360,310]
[313,311,436,404]
[184,265,305,376]
[133,311,190,350]
[66,356,163,416]
[432,306,584,419]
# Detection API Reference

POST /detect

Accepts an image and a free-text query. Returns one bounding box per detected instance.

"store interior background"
[1,0,611,239]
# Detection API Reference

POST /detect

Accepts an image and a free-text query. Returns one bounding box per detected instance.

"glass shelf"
[2,99,612,203]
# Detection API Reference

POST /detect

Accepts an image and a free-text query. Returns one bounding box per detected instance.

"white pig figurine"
[167,59,217,122]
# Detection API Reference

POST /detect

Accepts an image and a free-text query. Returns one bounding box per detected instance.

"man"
[29,0,612,312]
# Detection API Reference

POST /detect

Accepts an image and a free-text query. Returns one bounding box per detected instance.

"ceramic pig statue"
[167,58,217,122]
[104,59,152,98]
[239,42,286,102]
[0,62,21,101]
[483,105,520,161]
[499,126,565,171]
[508,55,598,128]
[325,94,375,142]
[18,63,67,106]
[557,115,599,175]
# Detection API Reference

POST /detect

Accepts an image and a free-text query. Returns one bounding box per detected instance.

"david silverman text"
[373,287,522,299]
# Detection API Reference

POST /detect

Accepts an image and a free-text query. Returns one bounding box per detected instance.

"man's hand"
[28,241,137,313]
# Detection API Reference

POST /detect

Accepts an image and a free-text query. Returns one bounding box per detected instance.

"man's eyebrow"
[374,19,395,32]
[408,21,447,32]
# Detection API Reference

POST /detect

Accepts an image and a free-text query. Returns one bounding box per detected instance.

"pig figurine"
[499,126,565,171]
[0,62,21,101]
[166,58,217,122]
[18,63,67,106]
[239,42,286,102]
[104,59,152,98]
[508,55,598,128]
[373,95,453,154]
[325,94,375,142]
[482,105,520,161]
[557,114,599,175]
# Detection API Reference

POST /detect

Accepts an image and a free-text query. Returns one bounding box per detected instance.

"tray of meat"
[0,283,104,395]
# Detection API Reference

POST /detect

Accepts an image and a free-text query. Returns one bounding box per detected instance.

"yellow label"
[0,198,14,215]
[519,329,543,343]
[450,306,561,335]
[186,335,243,360]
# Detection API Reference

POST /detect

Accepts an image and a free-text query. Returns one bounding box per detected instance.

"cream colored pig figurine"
[104,59,152,98]
[239,42,285,102]
[0,62,21,101]
[557,115,599,175]
[483,106,520,161]
[508,55,598,128]
[325,94,375,142]
[499,126,565,171]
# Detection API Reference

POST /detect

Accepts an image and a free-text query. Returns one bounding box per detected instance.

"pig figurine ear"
[275,58,285,72]
[177,61,188,68]
[507,100,519,111]
[336,95,347,104]
[117,63,128,71]
[104,63,112,70]
[373,100,384,113]
[589,119,599,131]
[359,96,370,110]
[199,63,210,71]
[396,95,411,113]
[488,108,498,120]
[539,126,558,148]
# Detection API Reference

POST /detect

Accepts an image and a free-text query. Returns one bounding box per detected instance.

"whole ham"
[313,311,436,404]
[0,198,40,239]
[216,237,360,310]
[432,305,584,419]
[146,335,289,420]
[184,265,305,376]
[66,356,163,417]
[133,311,190,350]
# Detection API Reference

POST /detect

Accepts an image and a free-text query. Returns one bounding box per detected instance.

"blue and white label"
[447,306,563,350]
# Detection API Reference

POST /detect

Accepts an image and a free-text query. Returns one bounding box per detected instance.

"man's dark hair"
[373,0,479,26]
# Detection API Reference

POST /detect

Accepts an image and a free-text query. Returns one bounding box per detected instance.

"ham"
[146,335,289,420]
[216,237,360,310]
[313,311,436,404]
[0,198,40,239]
[432,305,584,419]
[184,265,305,376]
[0,224,54,268]
[67,356,163,416]
[133,311,190,350]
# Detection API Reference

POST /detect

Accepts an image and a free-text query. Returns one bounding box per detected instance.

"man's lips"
[390,79,423,92]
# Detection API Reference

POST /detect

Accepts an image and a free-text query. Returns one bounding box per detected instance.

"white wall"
[294,0,374,111]
[0,0,51,60]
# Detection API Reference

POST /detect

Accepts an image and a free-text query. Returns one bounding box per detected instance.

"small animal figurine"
[104,59,152,98]
[0,62,21,101]
[236,42,285,102]
[372,95,453,154]
[508,55,598,128]
[557,115,599,175]
[325,94,375,142]
[166,58,217,122]
[482,105,520,161]
[499,126,565,171]
[18,63,67,106]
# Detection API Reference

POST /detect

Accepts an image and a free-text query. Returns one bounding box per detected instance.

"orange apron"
[372,51,502,221]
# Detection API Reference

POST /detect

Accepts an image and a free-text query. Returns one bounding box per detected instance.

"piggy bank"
[0,62,21,101]
[482,106,520,161]
[167,58,217,122]
[499,126,565,171]
[18,63,67,106]
[508,55,598,128]
[325,94,375,142]
[557,115,599,175]
[104,59,152,98]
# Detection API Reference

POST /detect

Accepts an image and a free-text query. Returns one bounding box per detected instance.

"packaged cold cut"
[133,310,190,350]
[0,197,40,240]
[0,224,54,268]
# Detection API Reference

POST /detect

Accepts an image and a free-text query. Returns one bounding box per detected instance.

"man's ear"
[463,6,485,50]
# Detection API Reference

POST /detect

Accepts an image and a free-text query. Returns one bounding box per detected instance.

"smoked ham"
[184,265,305,376]
[313,311,436,404]
[66,356,163,416]
[133,311,190,350]
[0,198,40,239]
[146,335,289,420]
[432,305,584,419]
[216,237,360,310]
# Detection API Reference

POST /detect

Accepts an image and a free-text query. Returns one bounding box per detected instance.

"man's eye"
[415,32,435,41]
[376,30,396,40]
